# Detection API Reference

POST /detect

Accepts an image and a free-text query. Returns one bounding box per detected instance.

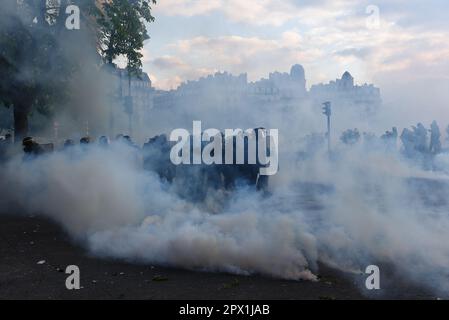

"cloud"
[152,55,188,70]
[335,47,372,59]
[154,0,338,27]
[154,0,221,17]
[147,16,449,88]
[150,74,183,91]
[146,32,324,89]
[154,0,449,32]
[146,0,449,109]
[219,0,304,27]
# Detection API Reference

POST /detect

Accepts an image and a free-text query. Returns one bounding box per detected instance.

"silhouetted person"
[63,139,75,149]
[22,137,53,159]
[381,127,397,151]
[80,136,92,145]
[413,123,427,153]
[400,128,415,157]
[143,134,175,182]
[429,120,441,154]
[99,136,110,148]
[4,133,12,144]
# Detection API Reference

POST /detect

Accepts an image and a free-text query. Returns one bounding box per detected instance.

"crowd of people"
[0,132,269,202]
[335,121,445,158]
[1,120,448,195]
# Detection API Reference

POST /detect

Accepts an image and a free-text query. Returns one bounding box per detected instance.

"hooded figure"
[429,120,441,154]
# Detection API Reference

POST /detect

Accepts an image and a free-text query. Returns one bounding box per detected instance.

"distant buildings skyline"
[152,64,379,95]
[151,64,381,113]
[112,63,381,111]
[136,1,449,127]
[110,62,381,143]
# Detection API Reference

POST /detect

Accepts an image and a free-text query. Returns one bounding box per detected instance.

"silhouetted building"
[310,71,381,115]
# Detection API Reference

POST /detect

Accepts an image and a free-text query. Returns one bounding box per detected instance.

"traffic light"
[322,101,332,154]
[322,102,331,116]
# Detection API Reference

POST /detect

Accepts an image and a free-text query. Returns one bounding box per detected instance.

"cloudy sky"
[141,0,448,123]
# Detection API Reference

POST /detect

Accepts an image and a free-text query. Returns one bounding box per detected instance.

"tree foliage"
[98,0,156,76]
[340,128,361,145]
[0,0,156,140]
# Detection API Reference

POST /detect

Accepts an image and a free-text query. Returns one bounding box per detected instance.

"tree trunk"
[13,106,29,144]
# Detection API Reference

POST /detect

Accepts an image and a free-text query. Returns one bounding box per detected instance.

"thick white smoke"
[3,0,449,299]
[0,142,319,281]
[2,118,449,296]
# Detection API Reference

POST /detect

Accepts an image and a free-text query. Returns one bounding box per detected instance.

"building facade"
[309,71,381,115]
[107,66,154,142]
[151,66,380,115]
[107,65,382,141]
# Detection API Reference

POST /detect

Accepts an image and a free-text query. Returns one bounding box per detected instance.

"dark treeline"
[0,0,156,142]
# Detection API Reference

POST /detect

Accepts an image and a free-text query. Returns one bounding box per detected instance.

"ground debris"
[319,295,336,300]
[152,275,168,281]
[222,278,240,289]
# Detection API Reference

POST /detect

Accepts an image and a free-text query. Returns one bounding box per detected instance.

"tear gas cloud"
[2,95,449,296]
[2,1,449,297]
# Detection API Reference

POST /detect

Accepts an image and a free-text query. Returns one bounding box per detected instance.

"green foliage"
[98,0,156,76]
[340,128,361,145]
[0,0,98,115]
[0,0,157,137]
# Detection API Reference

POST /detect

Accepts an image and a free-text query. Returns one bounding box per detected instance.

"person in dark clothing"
[22,137,53,160]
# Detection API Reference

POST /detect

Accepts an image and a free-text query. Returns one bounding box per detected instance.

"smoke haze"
[2,0,449,298]
[2,97,449,296]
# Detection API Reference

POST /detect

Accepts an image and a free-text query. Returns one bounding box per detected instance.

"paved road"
[0,214,435,300]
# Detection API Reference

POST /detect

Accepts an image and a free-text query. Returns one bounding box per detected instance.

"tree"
[340,128,361,145]
[0,0,99,142]
[0,0,156,142]
[97,0,156,134]
[98,0,155,73]
[0,0,38,141]
[429,120,441,154]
